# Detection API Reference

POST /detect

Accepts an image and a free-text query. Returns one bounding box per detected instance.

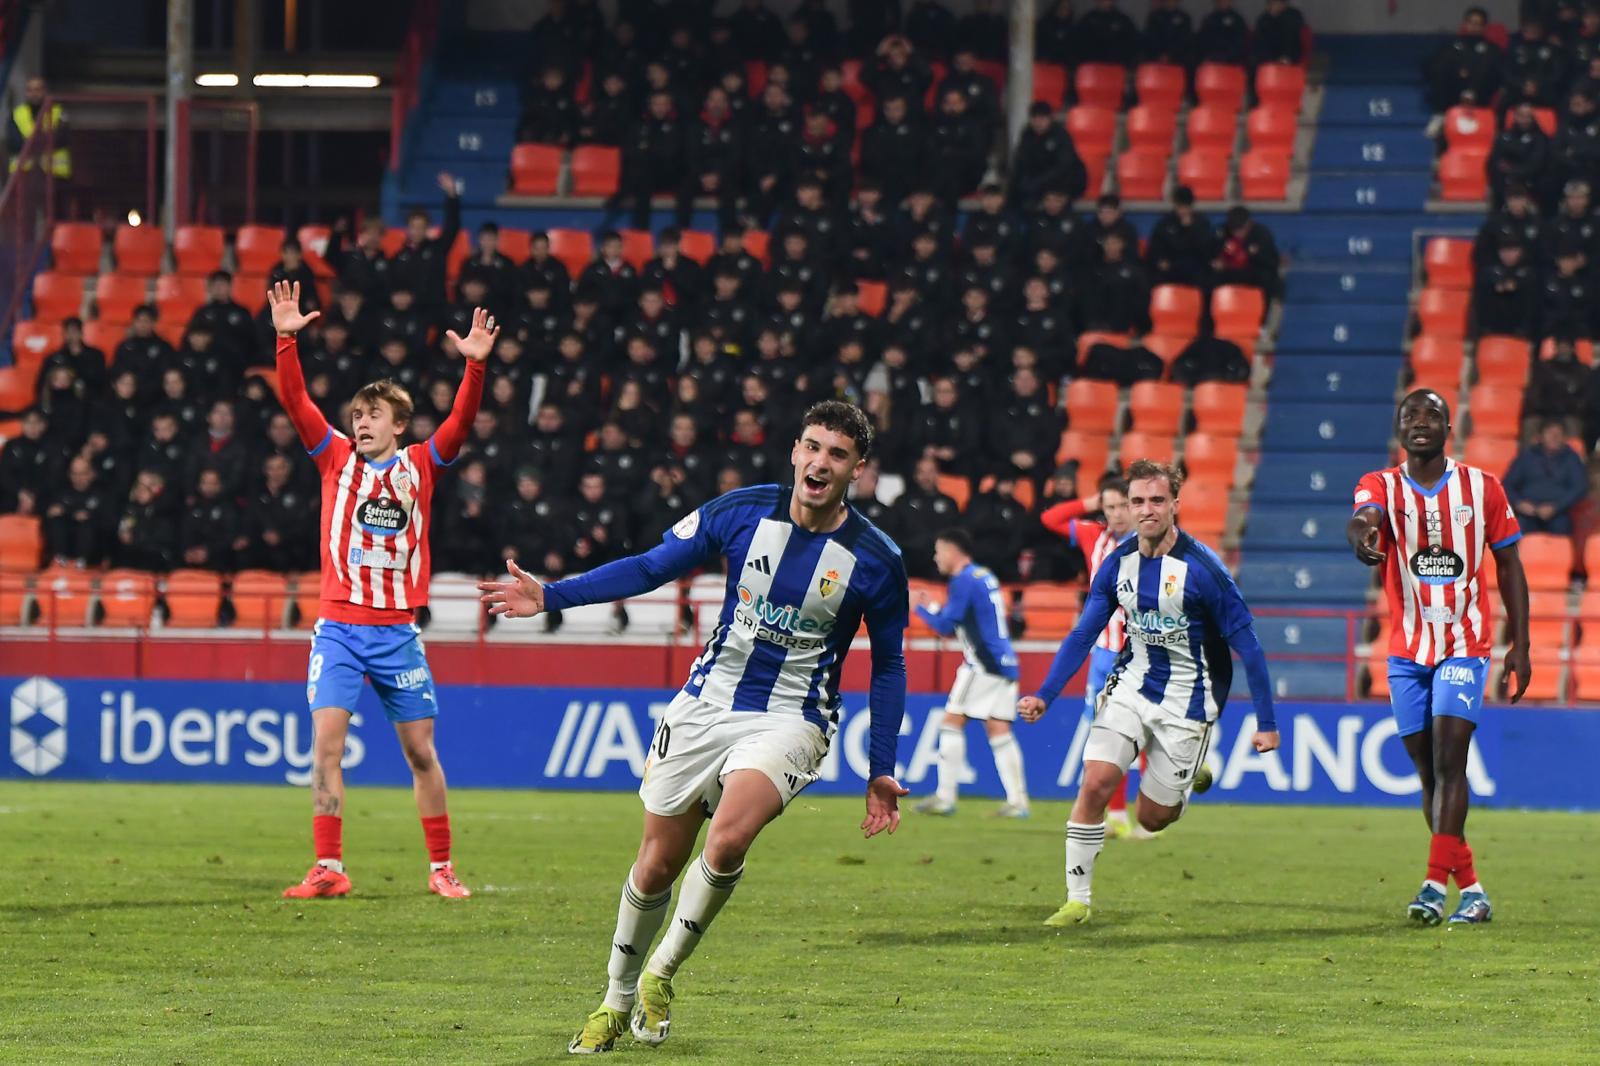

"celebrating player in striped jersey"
[269,280,495,901]
[1347,388,1530,926]
[912,528,1029,819]
[478,401,909,1054]
[1040,474,1144,837]
[1019,460,1279,927]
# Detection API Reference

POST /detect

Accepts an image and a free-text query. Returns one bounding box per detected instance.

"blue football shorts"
[1386,655,1488,738]
[307,619,438,722]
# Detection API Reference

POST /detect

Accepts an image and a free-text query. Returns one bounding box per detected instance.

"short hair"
[1126,459,1183,496]
[934,527,975,557]
[1173,184,1196,206]
[1465,6,1488,20]
[800,400,873,460]
[1097,193,1121,209]
[1097,473,1130,496]
[280,238,302,254]
[478,221,499,235]
[134,303,157,319]
[1399,387,1452,425]
[350,378,415,427]
[208,269,232,285]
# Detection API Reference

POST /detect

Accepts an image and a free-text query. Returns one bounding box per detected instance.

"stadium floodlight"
[195,73,240,87]
[251,74,381,89]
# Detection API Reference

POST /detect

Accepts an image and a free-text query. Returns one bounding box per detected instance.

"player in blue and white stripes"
[479,401,909,1053]
[1018,460,1281,927]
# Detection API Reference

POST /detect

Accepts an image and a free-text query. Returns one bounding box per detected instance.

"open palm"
[268,280,320,334]
[447,306,500,362]
[478,560,545,617]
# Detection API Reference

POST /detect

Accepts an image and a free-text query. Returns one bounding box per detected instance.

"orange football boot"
[428,863,471,899]
[282,863,352,899]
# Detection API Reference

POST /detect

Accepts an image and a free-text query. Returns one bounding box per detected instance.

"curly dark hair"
[800,400,873,460]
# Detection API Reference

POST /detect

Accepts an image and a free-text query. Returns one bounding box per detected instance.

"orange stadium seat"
[297,224,337,278]
[1126,105,1178,151]
[1185,105,1238,151]
[1444,106,1496,150]
[1182,433,1239,482]
[94,273,148,323]
[1424,238,1474,289]
[50,221,103,275]
[547,228,594,278]
[1135,63,1186,109]
[1143,333,1190,372]
[496,227,533,264]
[1570,663,1600,701]
[679,230,716,265]
[906,579,943,635]
[0,515,42,572]
[230,570,290,629]
[1074,63,1125,110]
[619,229,655,271]
[113,223,165,276]
[1238,149,1290,200]
[173,225,225,276]
[233,224,284,275]
[1191,382,1249,437]
[12,321,60,365]
[1064,378,1120,434]
[1520,533,1575,590]
[571,145,621,197]
[1504,107,1558,137]
[1079,150,1110,199]
[0,368,34,411]
[1179,484,1230,533]
[154,319,186,348]
[1540,336,1595,364]
[1474,335,1532,387]
[1056,429,1111,476]
[98,569,157,627]
[1409,335,1465,383]
[380,227,407,258]
[29,272,81,323]
[1120,430,1176,468]
[234,274,269,314]
[0,571,28,625]
[1021,583,1080,640]
[83,320,124,354]
[292,572,321,628]
[1246,106,1297,152]
[1116,149,1169,199]
[1079,330,1133,365]
[1032,61,1067,107]
[34,566,92,626]
[743,229,771,266]
[1255,63,1306,111]
[1011,478,1037,512]
[1462,435,1517,475]
[1150,284,1203,337]
[856,280,887,317]
[1129,381,1185,435]
[510,143,563,195]
[1195,63,1247,110]
[936,474,972,511]
[1438,149,1489,201]
[1066,106,1117,156]
[1416,286,1470,338]
[1467,384,1524,438]
[444,230,471,283]
[1177,149,1230,200]
[155,274,206,325]
[1211,285,1265,338]
[163,569,223,627]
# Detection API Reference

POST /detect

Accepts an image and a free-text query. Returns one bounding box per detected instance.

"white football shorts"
[639,690,833,817]
[945,664,1019,721]
[1083,679,1213,808]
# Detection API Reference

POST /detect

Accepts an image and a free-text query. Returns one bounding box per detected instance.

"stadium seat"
[1474,335,1531,387]
[936,474,971,511]
[1245,106,1297,152]
[1120,430,1175,468]
[297,224,337,278]
[1149,284,1203,337]
[29,272,82,323]
[1503,107,1558,137]
[547,228,594,279]
[1185,105,1238,151]
[233,274,269,314]
[50,221,103,275]
[1177,481,1230,533]
[1423,238,1474,290]
[83,320,124,354]
[98,569,157,627]
[570,145,621,197]
[1443,106,1495,150]
[1116,149,1169,199]
[1238,149,1290,200]
[1191,382,1249,437]
[1074,63,1125,110]
[1462,434,1517,475]
[1126,106,1178,151]
[113,223,165,275]
[1182,432,1239,482]
[230,570,289,629]
[1079,150,1111,199]
[444,230,472,284]
[1255,63,1306,111]
[1020,583,1080,640]
[1211,285,1265,339]
[1540,336,1595,365]
[1011,478,1037,512]
[1177,149,1230,200]
[619,229,655,271]
[906,579,944,635]
[495,227,532,265]
[34,566,92,626]
[1064,378,1120,434]
[12,322,60,365]
[1195,63,1247,110]
[1409,335,1466,382]
[0,514,42,572]
[743,230,772,266]
[0,571,28,625]
[380,227,407,258]
[1467,384,1524,438]
[1438,149,1489,202]
[679,229,716,265]
[1033,62,1068,107]
[94,273,148,324]
[1570,663,1600,701]
[1134,63,1186,110]
[0,368,33,412]
[291,572,321,628]
[155,274,206,325]
[1143,333,1190,371]
[154,319,186,348]
[162,569,223,627]
[173,225,225,276]
[1519,533,1574,591]
[857,280,887,317]
[510,143,563,195]
[233,224,285,275]
[1056,428,1112,476]
[1415,286,1470,338]
[1077,329,1133,365]
[1066,106,1117,156]
[1128,381,1184,435]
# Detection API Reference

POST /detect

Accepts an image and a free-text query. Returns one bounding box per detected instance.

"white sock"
[1423,879,1447,895]
[1065,821,1106,905]
[989,732,1028,809]
[601,867,673,1012]
[645,854,743,981]
[1459,881,1484,895]
[936,726,966,804]
[430,861,450,872]
[316,858,344,874]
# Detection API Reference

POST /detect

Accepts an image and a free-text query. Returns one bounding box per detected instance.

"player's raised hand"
[478,559,545,618]
[861,775,909,838]
[447,307,500,362]
[268,280,320,335]
[1252,729,1280,753]
[1501,644,1531,704]
[1017,695,1048,723]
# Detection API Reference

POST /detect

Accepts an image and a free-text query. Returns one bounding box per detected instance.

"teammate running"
[912,528,1029,818]
[1040,474,1143,837]
[1019,460,1279,927]
[1347,388,1529,926]
[269,280,495,901]
[478,401,909,1053]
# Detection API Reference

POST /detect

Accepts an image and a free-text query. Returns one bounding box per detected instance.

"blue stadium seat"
[1252,451,1383,504]
[401,160,508,207]
[1259,402,1395,451]
[1310,129,1437,171]
[1272,216,1420,267]
[429,81,520,118]
[1283,269,1411,306]
[1274,305,1408,353]
[1235,554,1369,604]
[1254,614,1352,655]
[1242,503,1356,551]
[413,117,518,161]
[1260,661,1353,700]
[1268,356,1402,403]
[1302,173,1432,214]
[1318,84,1430,127]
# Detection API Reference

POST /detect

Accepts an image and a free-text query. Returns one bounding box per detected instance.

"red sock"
[1452,837,1478,889]
[313,814,342,862]
[1107,774,1128,813]
[421,814,451,865]
[1426,833,1454,885]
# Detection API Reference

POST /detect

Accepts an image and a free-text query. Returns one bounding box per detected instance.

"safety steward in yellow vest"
[8,76,70,179]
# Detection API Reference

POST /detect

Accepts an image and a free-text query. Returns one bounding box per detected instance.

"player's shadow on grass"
[0,889,416,915]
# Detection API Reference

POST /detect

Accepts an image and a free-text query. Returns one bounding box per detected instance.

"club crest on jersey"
[1454,505,1474,527]
[819,569,840,597]
[1410,544,1465,586]
[392,467,415,508]
[1163,574,1178,598]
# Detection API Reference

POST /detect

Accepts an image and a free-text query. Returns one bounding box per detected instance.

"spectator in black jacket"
[860,95,927,210]
[1037,2,1077,66]
[1147,185,1213,285]
[579,72,633,146]
[913,376,983,477]
[1503,14,1570,111]
[730,0,785,62]
[609,91,686,231]
[1010,101,1086,208]
[327,217,392,303]
[1424,7,1501,112]
[40,318,107,398]
[905,1,955,62]
[1196,0,1250,67]
[519,65,579,145]
[744,83,800,225]
[891,456,960,577]
[179,466,238,573]
[962,475,1031,581]
[390,172,461,316]
[680,87,743,233]
[1472,238,1539,338]
[44,455,112,566]
[796,109,853,204]
[499,469,569,575]
[1080,233,1152,335]
[930,89,989,205]
[0,408,62,515]
[112,306,177,400]
[267,239,321,315]
[1144,0,1194,65]
[1552,89,1600,198]
[113,469,179,571]
[1540,238,1595,341]
[187,271,256,365]
[1252,0,1305,66]
[1525,337,1591,440]
[1210,206,1282,299]
[866,34,933,116]
[1078,0,1140,67]
[1491,102,1553,206]
[989,366,1063,483]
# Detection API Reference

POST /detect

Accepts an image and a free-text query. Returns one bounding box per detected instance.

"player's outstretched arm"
[430,307,496,465]
[1021,566,1118,721]
[268,281,330,451]
[862,775,910,838]
[861,561,911,839]
[478,560,545,618]
[1493,542,1532,703]
[1346,507,1386,566]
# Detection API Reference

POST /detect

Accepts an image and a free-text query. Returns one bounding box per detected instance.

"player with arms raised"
[1019,460,1279,927]
[478,401,909,1053]
[269,280,496,901]
[1347,388,1529,926]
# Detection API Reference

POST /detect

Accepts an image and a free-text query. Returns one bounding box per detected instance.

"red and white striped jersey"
[1352,458,1522,665]
[1038,498,1132,652]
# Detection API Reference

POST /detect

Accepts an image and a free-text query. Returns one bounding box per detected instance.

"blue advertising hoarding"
[5,676,1598,810]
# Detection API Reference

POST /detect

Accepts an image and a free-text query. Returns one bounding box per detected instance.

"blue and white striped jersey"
[1036,530,1276,728]
[913,563,1019,680]
[543,485,910,779]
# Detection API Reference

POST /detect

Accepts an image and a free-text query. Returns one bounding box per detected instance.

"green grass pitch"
[2,782,1597,1065]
